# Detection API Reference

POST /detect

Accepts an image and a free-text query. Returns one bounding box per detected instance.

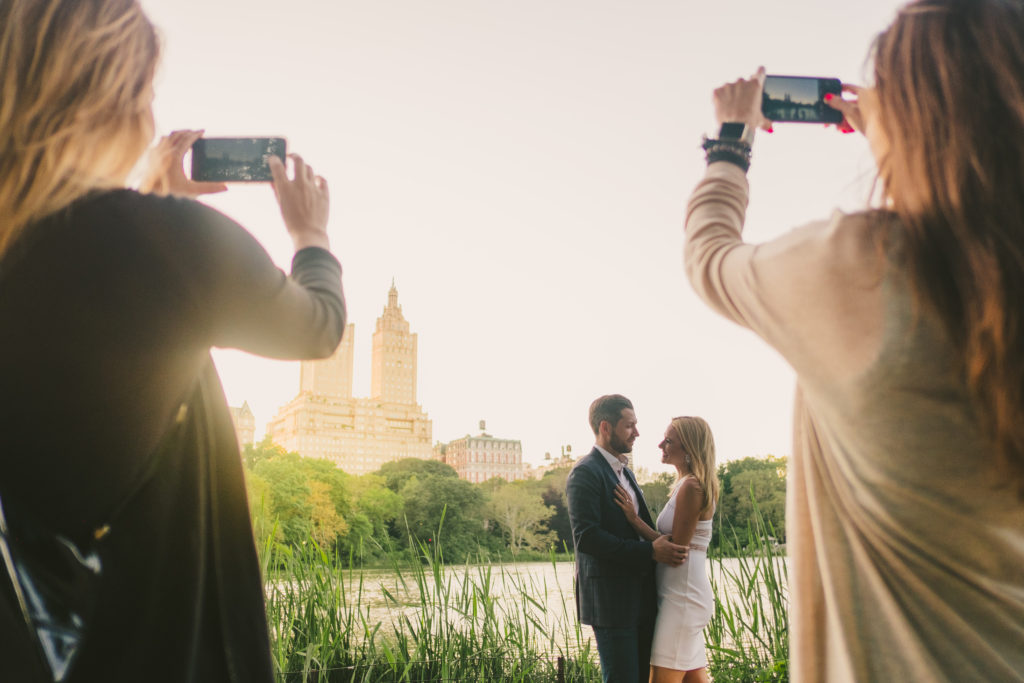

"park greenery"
[243,438,788,564]
[246,442,791,681]
[244,439,573,565]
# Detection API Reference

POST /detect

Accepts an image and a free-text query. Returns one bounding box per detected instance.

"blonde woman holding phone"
[0,1,345,680]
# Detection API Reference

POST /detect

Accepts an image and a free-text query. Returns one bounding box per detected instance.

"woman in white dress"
[615,416,720,683]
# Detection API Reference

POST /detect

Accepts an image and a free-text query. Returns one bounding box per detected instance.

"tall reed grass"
[706,498,790,682]
[260,501,790,682]
[261,527,599,682]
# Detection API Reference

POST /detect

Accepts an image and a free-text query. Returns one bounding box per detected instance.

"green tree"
[729,469,786,539]
[340,473,404,559]
[487,480,557,554]
[242,435,287,470]
[377,458,458,492]
[640,471,677,518]
[399,474,489,561]
[249,449,362,552]
[253,452,313,545]
[349,473,403,540]
[245,470,279,545]
[539,465,573,550]
[716,456,787,551]
[297,455,354,522]
[309,480,349,548]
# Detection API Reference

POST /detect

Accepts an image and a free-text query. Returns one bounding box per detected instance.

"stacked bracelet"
[701,136,752,172]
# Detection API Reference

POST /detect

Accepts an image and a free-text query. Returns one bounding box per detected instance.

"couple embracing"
[567,394,719,683]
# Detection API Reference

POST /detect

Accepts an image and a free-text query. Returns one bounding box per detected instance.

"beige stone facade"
[300,322,355,399]
[438,422,526,483]
[267,284,433,475]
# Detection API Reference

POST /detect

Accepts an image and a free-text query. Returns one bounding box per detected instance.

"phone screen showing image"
[191,137,287,182]
[762,76,843,124]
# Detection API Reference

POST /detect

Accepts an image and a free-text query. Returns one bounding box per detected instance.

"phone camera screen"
[191,137,286,182]
[762,76,842,124]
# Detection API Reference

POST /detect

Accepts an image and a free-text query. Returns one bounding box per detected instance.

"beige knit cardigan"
[685,161,1024,682]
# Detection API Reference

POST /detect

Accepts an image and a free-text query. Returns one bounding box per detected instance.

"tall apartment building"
[267,283,433,474]
[299,319,355,399]
[437,421,526,483]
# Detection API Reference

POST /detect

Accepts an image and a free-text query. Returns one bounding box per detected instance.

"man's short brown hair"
[589,394,633,436]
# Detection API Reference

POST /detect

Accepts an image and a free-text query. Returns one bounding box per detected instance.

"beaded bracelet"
[700,136,752,173]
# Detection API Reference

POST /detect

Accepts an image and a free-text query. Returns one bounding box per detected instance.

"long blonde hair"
[871,0,1024,494]
[0,0,159,256]
[671,416,719,517]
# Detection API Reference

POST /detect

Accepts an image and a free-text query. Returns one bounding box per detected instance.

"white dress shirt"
[595,444,639,515]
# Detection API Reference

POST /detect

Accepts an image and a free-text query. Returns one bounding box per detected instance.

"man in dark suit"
[567,394,688,683]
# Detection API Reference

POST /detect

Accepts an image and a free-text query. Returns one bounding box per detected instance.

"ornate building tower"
[372,281,417,403]
[267,283,432,475]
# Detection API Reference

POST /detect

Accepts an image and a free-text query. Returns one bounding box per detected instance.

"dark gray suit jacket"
[566,448,657,628]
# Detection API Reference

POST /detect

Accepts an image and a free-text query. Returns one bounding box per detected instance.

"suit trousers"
[593,618,654,683]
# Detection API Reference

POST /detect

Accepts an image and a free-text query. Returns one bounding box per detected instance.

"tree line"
[242,438,787,563]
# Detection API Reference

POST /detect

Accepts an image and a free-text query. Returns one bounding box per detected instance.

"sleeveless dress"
[649,490,714,671]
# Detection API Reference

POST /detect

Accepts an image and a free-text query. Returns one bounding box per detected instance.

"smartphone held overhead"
[190,137,286,182]
[762,75,842,124]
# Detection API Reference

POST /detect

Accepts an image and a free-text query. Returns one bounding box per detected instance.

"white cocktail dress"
[649,494,714,670]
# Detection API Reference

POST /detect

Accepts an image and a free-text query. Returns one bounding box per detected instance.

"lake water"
[307,556,788,657]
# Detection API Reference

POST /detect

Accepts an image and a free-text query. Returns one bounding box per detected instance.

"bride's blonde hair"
[0,0,159,255]
[670,416,720,517]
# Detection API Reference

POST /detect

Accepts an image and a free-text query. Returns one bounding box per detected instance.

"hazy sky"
[139,0,904,473]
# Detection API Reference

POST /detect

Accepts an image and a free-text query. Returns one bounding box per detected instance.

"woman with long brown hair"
[0,1,344,680]
[614,416,719,683]
[685,0,1024,680]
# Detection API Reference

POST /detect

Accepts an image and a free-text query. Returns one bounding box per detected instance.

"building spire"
[388,278,399,310]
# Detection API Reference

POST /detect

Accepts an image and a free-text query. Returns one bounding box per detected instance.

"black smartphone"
[190,137,287,182]
[762,75,843,124]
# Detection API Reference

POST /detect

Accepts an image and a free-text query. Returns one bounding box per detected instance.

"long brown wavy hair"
[871,0,1024,494]
[0,0,159,256]
[671,416,720,517]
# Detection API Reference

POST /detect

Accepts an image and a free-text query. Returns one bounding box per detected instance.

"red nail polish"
[824,93,834,101]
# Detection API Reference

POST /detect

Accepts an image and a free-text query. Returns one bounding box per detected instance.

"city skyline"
[260,284,529,482]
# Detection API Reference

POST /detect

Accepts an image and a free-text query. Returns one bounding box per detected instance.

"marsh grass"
[261,521,599,682]
[706,498,790,683]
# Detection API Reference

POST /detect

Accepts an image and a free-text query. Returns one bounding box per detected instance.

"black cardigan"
[0,190,346,682]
